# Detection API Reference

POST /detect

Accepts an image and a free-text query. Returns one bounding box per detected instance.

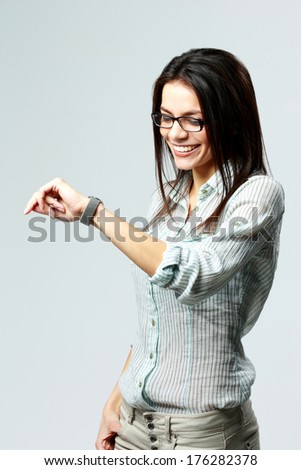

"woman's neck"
[190,164,217,200]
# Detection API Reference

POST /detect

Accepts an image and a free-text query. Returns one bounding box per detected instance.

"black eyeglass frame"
[151,112,206,132]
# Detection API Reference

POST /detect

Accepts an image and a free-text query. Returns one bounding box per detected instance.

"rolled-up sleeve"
[149,176,285,304]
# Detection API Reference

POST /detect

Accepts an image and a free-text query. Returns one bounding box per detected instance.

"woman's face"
[160,80,215,177]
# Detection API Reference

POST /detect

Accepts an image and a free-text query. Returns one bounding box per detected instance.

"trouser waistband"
[122,399,253,432]
[116,399,259,450]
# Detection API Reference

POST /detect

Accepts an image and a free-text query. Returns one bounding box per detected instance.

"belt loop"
[239,400,249,425]
[164,416,171,442]
[127,405,135,425]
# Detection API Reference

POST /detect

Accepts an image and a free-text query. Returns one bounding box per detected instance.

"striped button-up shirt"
[119,168,285,414]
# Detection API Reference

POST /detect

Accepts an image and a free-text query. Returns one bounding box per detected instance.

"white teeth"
[174,145,198,153]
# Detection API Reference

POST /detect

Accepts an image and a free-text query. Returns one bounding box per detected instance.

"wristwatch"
[80,196,103,226]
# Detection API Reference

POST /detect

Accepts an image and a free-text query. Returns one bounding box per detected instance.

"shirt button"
[151,319,156,327]
[149,434,157,443]
[145,414,153,422]
[149,352,154,359]
[200,188,208,199]
[138,381,143,388]
[151,445,158,450]
[147,422,155,430]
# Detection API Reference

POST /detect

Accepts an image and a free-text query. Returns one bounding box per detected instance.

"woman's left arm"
[24,177,167,276]
[148,176,285,304]
[91,205,166,276]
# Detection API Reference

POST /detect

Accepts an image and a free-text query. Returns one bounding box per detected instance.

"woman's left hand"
[24,177,89,222]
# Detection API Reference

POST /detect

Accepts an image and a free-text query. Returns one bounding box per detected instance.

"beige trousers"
[114,399,260,450]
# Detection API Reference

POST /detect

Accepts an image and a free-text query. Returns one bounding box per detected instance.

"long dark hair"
[149,48,269,231]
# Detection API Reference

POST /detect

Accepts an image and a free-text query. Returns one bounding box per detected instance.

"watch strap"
[80,196,103,226]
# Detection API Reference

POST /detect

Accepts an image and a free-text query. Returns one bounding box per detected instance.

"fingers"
[24,193,65,215]
[45,195,65,212]
[102,439,114,450]
[96,433,117,450]
[24,191,44,215]
[24,178,66,215]
[39,177,65,194]
[95,439,114,450]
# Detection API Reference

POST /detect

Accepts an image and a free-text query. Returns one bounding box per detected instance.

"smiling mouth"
[173,144,200,153]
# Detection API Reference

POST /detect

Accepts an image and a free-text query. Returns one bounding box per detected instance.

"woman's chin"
[173,158,194,171]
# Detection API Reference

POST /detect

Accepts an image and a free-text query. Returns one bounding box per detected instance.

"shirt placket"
[136,185,214,405]
[136,201,188,403]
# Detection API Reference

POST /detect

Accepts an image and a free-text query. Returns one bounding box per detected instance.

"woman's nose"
[168,121,188,140]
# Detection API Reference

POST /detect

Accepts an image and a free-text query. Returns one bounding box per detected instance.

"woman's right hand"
[24,177,89,222]
[95,407,122,450]
[95,353,132,450]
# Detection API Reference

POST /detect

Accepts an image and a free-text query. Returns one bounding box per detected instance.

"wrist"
[79,197,90,217]
[103,386,122,415]
[103,399,121,417]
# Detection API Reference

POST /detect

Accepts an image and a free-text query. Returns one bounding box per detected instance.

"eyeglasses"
[151,112,205,132]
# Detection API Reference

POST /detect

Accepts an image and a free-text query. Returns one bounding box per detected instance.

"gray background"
[0,0,299,450]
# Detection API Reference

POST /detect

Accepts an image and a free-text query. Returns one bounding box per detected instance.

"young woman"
[24,48,285,450]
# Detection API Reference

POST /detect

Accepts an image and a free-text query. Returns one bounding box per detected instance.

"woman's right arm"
[95,349,132,450]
